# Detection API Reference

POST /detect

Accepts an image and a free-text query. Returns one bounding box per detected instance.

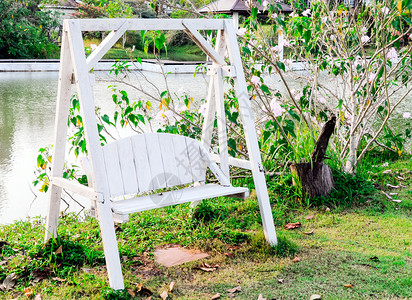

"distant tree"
[0,0,59,59]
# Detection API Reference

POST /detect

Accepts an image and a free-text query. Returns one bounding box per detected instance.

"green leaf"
[101,114,112,125]
[160,90,168,98]
[260,84,271,95]
[276,61,286,72]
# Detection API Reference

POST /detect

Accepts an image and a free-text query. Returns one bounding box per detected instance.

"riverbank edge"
[0,59,307,74]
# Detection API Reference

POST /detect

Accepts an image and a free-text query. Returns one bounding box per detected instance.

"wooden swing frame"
[45,18,277,290]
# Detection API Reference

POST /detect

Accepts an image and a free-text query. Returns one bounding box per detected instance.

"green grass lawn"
[0,154,411,299]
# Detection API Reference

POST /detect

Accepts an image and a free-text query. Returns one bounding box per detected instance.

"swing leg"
[96,197,124,290]
[45,29,73,242]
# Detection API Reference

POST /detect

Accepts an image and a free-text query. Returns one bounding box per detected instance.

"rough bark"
[290,115,336,197]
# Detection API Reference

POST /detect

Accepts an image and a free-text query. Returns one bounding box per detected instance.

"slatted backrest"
[101,133,207,198]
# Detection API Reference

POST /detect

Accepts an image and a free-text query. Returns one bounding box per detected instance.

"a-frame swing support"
[45,18,277,290]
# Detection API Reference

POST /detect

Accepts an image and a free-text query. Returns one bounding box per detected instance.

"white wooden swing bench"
[45,18,277,290]
[82,132,249,223]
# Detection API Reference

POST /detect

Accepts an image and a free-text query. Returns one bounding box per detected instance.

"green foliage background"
[0,0,59,59]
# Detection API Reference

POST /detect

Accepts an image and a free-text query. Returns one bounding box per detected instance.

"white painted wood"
[117,137,139,195]
[86,19,130,71]
[95,194,125,289]
[67,19,124,289]
[77,18,225,32]
[224,20,277,246]
[215,67,230,179]
[201,75,216,151]
[45,27,73,241]
[185,137,206,182]
[158,133,181,187]
[131,135,153,192]
[102,142,124,197]
[80,157,93,188]
[182,20,226,66]
[211,153,252,170]
[111,184,248,216]
[144,133,167,190]
[171,134,193,185]
[51,177,97,200]
[199,146,230,186]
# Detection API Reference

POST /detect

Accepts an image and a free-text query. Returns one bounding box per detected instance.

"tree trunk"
[290,162,334,197]
[290,115,336,197]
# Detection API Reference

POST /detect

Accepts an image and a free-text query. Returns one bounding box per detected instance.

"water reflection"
[0,71,208,224]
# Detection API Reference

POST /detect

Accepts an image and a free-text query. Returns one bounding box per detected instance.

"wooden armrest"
[51,177,97,201]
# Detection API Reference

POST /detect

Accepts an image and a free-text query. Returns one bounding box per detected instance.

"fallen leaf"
[258,294,267,300]
[0,260,7,266]
[344,284,353,288]
[303,230,314,235]
[277,278,284,284]
[54,245,62,255]
[382,169,392,174]
[325,207,331,212]
[32,269,50,283]
[285,222,301,230]
[305,215,315,220]
[196,262,219,272]
[211,293,221,300]
[24,288,33,297]
[126,288,136,297]
[224,252,234,258]
[169,281,175,292]
[227,285,241,294]
[227,293,235,298]
[386,184,401,188]
[160,291,168,300]
[389,192,398,196]
[52,277,67,282]
[395,176,404,181]
[310,295,322,300]
[2,273,17,290]
[369,256,380,262]
[199,267,217,272]
[34,295,42,300]
[292,257,301,263]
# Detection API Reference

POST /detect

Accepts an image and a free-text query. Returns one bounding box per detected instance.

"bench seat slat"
[158,133,181,187]
[144,133,166,190]
[102,142,124,197]
[131,135,153,192]
[111,184,248,216]
[117,137,139,195]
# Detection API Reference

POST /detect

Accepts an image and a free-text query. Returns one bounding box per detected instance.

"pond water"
[0,71,209,224]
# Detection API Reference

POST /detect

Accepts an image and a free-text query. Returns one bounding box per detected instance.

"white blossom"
[290,11,298,18]
[387,47,398,61]
[381,7,390,15]
[237,28,247,36]
[199,103,208,116]
[251,75,261,87]
[302,9,311,17]
[155,110,173,125]
[270,98,285,117]
[361,35,370,44]
[403,112,411,119]
[177,105,188,113]
[318,97,327,104]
